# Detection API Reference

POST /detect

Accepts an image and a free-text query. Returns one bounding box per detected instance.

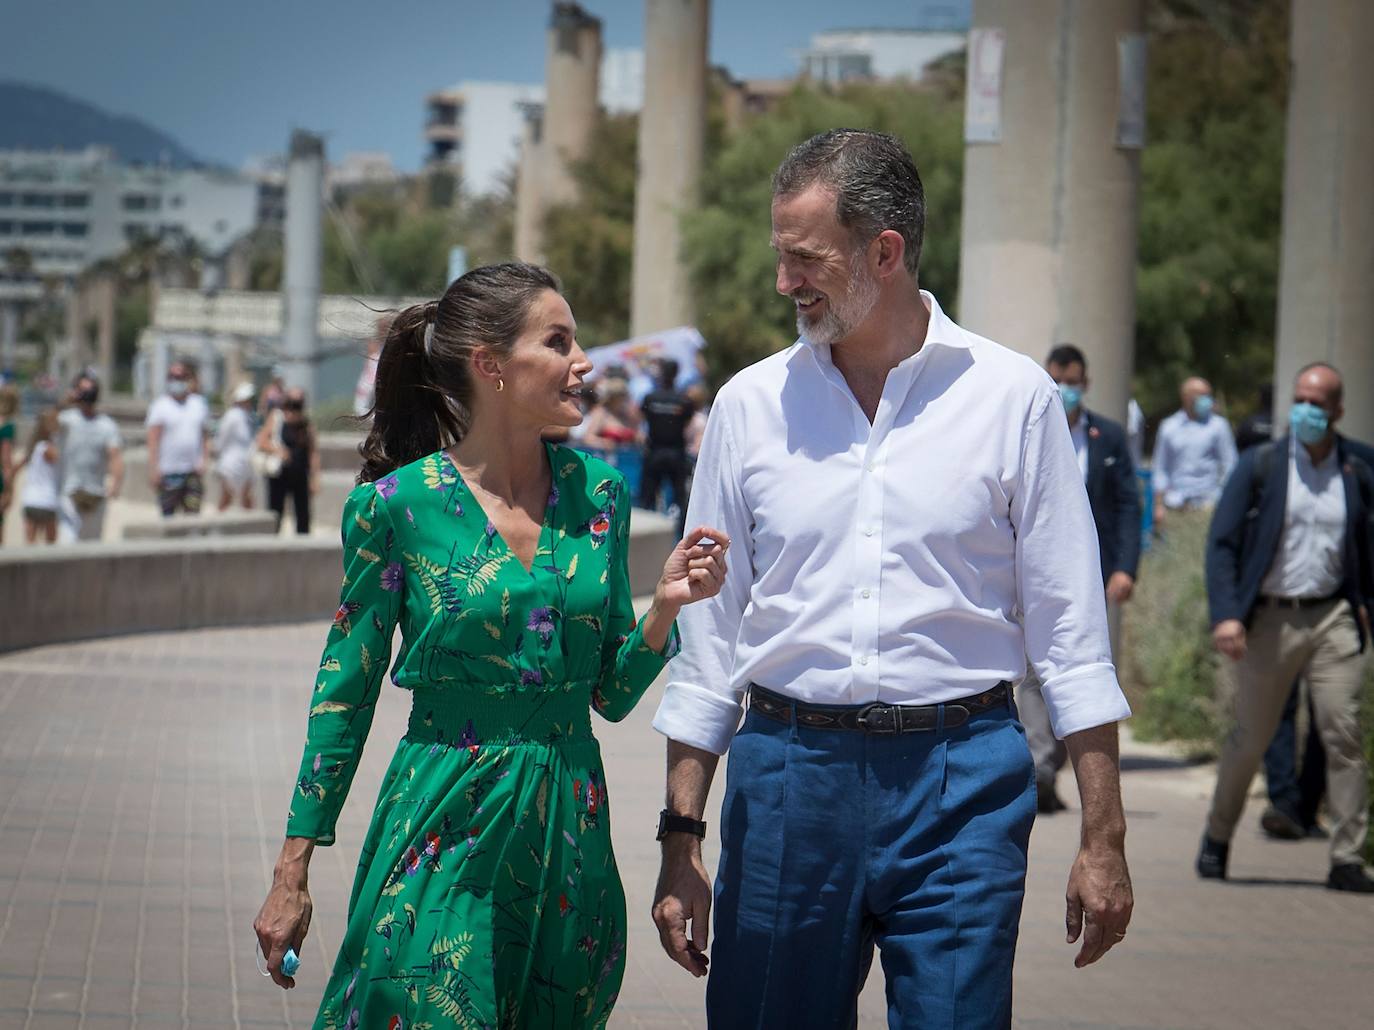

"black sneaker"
[1326,863,1374,893]
[1260,805,1304,841]
[1196,835,1229,880]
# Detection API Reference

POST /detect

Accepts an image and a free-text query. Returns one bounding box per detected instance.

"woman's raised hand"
[655,527,731,611]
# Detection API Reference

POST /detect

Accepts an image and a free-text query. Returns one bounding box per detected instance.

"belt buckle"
[855,702,898,734]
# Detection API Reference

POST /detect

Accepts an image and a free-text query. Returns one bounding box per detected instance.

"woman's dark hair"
[357,262,561,483]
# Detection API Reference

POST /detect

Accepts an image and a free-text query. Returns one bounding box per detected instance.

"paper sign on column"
[965,28,1005,145]
[1116,33,1148,149]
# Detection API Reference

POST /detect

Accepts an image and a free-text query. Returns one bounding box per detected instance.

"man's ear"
[874,229,906,279]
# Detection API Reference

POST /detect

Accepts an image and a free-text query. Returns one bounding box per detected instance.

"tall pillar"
[631,0,709,336]
[1273,0,1374,441]
[0,304,18,372]
[514,106,547,264]
[958,0,1145,424]
[91,273,117,389]
[542,4,602,208]
[282,130,324,399]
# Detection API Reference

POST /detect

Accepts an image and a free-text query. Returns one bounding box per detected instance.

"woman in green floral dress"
[253,264,729,1029]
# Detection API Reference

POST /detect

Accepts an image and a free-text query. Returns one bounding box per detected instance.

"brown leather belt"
[1259,594,1339,610]
[748,682,1012,735]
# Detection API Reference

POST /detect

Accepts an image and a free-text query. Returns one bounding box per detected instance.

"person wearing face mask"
[145,360,210,517]
[1151,376,1237,524]
[1199,362,1374,892]
[56,373,124,542]
[1018,345,1141,813]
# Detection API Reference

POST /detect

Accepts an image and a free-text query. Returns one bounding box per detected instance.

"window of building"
[170,195,183,208]
[0,192,13,207]
[61,223,89,238]
[124,223,149,242]
[0,221,14,235]
[61,193,90,208]
[21,221,56,236]
[122,194,161,212]
[20,192,56,208]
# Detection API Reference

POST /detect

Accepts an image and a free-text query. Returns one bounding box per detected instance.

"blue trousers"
[1262,678,1326,828]
[707,700,1036,1030]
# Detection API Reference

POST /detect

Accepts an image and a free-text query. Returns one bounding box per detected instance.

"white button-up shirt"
[653,293,1130,756]
[1152,409,1237,509]
[1069,414,1090,483]
[1260,438,1347,599]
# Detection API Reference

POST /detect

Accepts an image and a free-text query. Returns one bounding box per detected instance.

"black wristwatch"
[656,809,707,842]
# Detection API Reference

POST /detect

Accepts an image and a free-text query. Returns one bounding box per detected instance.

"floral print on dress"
[287,444,678,1029]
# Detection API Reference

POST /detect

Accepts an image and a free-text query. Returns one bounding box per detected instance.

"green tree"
[1133,0,1289,422]
[542,113,639,347]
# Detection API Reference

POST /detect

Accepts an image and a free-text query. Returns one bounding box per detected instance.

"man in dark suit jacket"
[1019,345,1142,812]
[1199,362,1374,892]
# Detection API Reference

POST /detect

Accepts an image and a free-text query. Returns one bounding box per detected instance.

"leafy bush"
[1118,509,1223,754]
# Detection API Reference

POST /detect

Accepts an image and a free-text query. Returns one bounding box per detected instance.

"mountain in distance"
[0,81,201,167]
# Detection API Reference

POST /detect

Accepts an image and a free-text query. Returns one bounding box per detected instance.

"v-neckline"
[443,442,559,576]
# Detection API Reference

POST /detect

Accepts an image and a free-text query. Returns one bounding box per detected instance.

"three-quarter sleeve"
[592,476,679,722]
[286,484,403,845]
[1012,390,1132,740]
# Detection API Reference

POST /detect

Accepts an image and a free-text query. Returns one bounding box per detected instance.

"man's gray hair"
[772,129,925,276]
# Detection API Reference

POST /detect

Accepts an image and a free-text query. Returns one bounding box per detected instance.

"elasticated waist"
[405,683,594,747]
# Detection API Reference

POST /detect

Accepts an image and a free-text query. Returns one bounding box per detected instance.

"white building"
[424,48,645,197]
[799,28,967,84]
[0,147,258,279]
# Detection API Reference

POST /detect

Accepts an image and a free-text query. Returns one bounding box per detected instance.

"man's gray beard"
[796,258,881,347]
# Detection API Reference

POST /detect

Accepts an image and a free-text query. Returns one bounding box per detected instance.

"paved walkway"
[1,622,1369,1029]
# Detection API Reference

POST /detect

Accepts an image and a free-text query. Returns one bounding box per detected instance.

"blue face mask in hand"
[1289,401,1330,445]
[1192,395,1214,420]
[1058,384,1083,414]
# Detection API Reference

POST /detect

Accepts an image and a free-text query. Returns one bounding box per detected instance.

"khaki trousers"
[1206,600,1369,866]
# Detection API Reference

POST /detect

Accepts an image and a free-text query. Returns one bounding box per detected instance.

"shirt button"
[858,656,869,666]
[864,528,875,537]
[861,589,872,598]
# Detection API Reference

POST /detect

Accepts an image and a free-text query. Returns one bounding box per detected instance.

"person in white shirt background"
[57,372,124,542]
[214,381,258,511]
[145,361,210,517]
[1151,376,1237,524]
[650,129,1133,1028]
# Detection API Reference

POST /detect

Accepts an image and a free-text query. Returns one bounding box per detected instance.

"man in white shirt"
[57,372,124,542]
[1151,376,1237,523]
[1200,362,1374,892]
[145,361,210,517]
[650,130,1133,1027]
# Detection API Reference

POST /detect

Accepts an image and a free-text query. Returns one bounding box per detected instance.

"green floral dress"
[287,444,678,1030]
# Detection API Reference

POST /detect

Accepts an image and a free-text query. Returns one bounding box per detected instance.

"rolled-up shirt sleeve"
[652,398,754,755]
[1012,389,1132,739]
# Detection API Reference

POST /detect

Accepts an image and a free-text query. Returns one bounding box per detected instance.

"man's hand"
[1063,722,1132,969]
[1105,572,1135,605]
[1359,606,1371,640]
[1065,841,1133,968]
[1152,500,1166,528]
[1212,619,1246,661]
[652,837,711,977]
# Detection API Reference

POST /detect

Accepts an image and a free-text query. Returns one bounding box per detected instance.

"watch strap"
[657,810,707,841]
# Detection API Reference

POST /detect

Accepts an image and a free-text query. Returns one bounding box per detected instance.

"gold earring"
[496,378,505,393]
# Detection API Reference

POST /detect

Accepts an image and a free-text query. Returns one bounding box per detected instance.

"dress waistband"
[405,684,594,748]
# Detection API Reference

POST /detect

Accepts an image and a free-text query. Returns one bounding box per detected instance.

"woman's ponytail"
[356,299,460,483]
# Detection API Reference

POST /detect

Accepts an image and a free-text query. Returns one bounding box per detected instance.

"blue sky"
[2,0,969,170]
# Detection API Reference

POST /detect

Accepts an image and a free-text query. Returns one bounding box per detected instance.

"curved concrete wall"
[0,511,677,654]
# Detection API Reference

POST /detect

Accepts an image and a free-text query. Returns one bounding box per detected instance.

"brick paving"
[1,622,1370,1029]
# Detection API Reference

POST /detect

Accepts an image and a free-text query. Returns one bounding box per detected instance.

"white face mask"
[168,380,190,398]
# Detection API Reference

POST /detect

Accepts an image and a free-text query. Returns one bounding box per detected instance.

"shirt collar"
[787,290,971,374]
[1292,434,1338,471]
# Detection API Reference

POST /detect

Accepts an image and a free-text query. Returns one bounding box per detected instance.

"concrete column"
[91,274,117,389]
[958,0,1145,424]
[0,304,18,372]
[514,106,547,264]
[1273,0,1374,442]
[542,4,602,208]
[282,130,325,400]
[631,0,710,337]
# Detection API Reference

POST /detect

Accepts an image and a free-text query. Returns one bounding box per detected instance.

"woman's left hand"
[655,526,730,610]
